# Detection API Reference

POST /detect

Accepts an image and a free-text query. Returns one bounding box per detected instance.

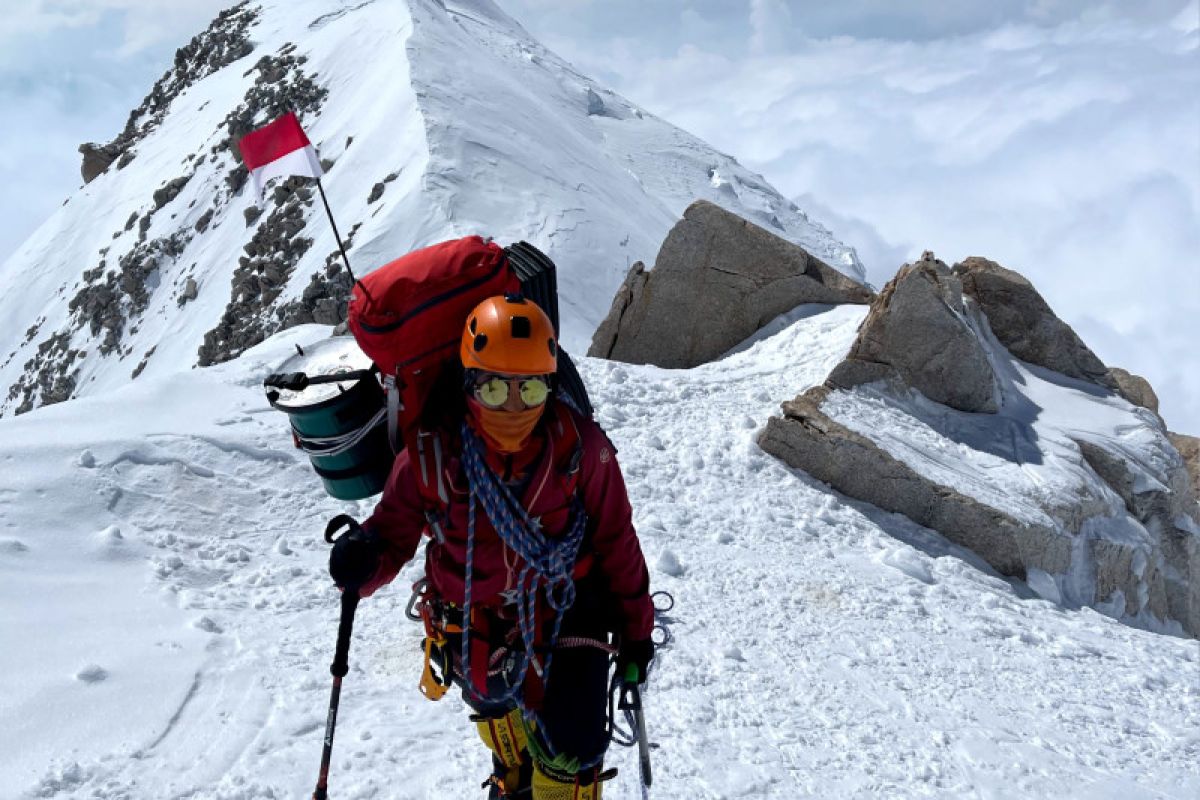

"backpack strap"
[412,428,451,544]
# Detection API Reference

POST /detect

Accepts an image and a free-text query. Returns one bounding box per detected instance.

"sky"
[0,0,1197,430]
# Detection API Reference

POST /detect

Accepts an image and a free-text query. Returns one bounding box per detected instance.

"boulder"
[1107,367,1159,414]
[78,143,120,184]
[587,200,872,367]
[828,252,999,413]
[588,261,648,360]
[952,257,1115,389]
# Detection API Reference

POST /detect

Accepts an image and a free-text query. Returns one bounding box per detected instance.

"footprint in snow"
[76,664,108,684]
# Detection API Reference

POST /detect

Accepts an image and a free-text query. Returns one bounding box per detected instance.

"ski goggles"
[472,374,552,409]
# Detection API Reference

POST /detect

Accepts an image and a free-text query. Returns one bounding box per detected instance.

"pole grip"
[331,590,360,678]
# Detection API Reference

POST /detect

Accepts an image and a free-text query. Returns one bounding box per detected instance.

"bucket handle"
[264,368,376,407]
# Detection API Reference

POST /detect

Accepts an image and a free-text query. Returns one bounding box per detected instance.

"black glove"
[617,638,654,685]
[326,515,380,591]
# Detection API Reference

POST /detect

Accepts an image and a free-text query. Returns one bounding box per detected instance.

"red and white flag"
[237,112,323,202]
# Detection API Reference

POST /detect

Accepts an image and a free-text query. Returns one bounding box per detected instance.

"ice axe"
[312,518,365,800]
[618,664,653,791]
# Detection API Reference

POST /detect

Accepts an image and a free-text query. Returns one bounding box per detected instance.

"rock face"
[1108,368,1160,414]
[588,200,873,366]
[828,253,999,413]
[1169,432,1200,501]
[952,257,1116,389]
[1074,439,1199,631]
[760,388,1073,578]
[759,385,1200,637]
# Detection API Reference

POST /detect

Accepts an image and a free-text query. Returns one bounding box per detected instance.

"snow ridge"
[0,0,860,418]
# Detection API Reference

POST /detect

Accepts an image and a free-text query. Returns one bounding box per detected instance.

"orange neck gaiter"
[466,398,545,454]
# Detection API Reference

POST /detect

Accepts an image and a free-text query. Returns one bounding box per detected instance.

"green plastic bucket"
[265,339,393,501]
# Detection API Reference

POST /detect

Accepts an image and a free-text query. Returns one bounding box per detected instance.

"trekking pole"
[312,588,360,800]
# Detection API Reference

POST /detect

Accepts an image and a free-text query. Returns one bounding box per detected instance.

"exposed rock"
[178,277,199,306]
[759,387,1071,578]
[367,182,385,203]
[1108,367,1159,413]
[588,200,872,367]
[78,143,120,184]
[759,385,1200,637]
[194,209,214,234]
[153,176,191,210]
[6,333,80,414]
[953,257,1115,389]
[197,178,316,366]
[243,206,263,227]
[95,3,259,171]
[589,261,648,360]
[1075,438,1199,634]
[828,253,999,413]
[1169,432,1200,501]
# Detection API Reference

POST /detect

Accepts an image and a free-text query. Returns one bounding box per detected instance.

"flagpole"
[316,178,358,286]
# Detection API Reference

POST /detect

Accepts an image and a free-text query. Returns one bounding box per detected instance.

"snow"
[0,0,860,415]
[2,309,1198,798]
[0,0,1197,797]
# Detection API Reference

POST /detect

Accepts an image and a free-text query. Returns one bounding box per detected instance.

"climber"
[328,294,655,799]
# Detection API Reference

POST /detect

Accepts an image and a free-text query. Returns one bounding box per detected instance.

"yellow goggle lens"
[519,378,549,407]
[475,377,551,408]
[477,378,511,407]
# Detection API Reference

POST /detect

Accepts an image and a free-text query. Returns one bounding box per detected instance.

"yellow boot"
[474,710,530,797]
[531,760,602,800]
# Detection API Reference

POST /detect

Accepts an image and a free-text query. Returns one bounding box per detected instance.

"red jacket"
[359,402,654,641]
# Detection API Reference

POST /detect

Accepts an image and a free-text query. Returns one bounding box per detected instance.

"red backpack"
[346,236,521,451]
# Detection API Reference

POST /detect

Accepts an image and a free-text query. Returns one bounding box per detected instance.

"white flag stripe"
[248,144,324,202]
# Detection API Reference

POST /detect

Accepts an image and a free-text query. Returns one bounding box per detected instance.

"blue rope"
[458,420,589,756]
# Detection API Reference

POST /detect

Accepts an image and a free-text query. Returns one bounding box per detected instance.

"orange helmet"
[460,295,557,375]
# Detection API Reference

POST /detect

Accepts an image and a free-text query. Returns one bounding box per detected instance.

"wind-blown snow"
[2,310,1197,798]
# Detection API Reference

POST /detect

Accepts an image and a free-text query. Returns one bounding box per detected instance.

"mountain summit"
[0,0,860,417]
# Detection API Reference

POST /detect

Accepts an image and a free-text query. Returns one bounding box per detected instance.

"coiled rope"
[459,420,589,756]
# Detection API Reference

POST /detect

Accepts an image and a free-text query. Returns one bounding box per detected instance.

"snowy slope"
[0,0,860,417]
[3,312,1198,799]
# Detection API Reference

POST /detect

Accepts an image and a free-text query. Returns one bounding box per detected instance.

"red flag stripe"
[238,112,312,172]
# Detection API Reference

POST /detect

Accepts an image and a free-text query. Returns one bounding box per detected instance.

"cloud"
[749,0,794,55]
[0,1,231,62]
[512,3,1200,431]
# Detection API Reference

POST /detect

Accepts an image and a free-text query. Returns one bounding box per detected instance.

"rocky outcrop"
[587,200,873,367]
[952,257,1116,389]
[1169,432,1200,501]
[828,252,999,413]
[78,143,120,184]
[589,261,648,360]
[1075,438,1199,634]
[759,387,1072,578]
[759,384,1200,637]
[95,3,260,172]
[197,178,315,366]
[1108,368,1159,414]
